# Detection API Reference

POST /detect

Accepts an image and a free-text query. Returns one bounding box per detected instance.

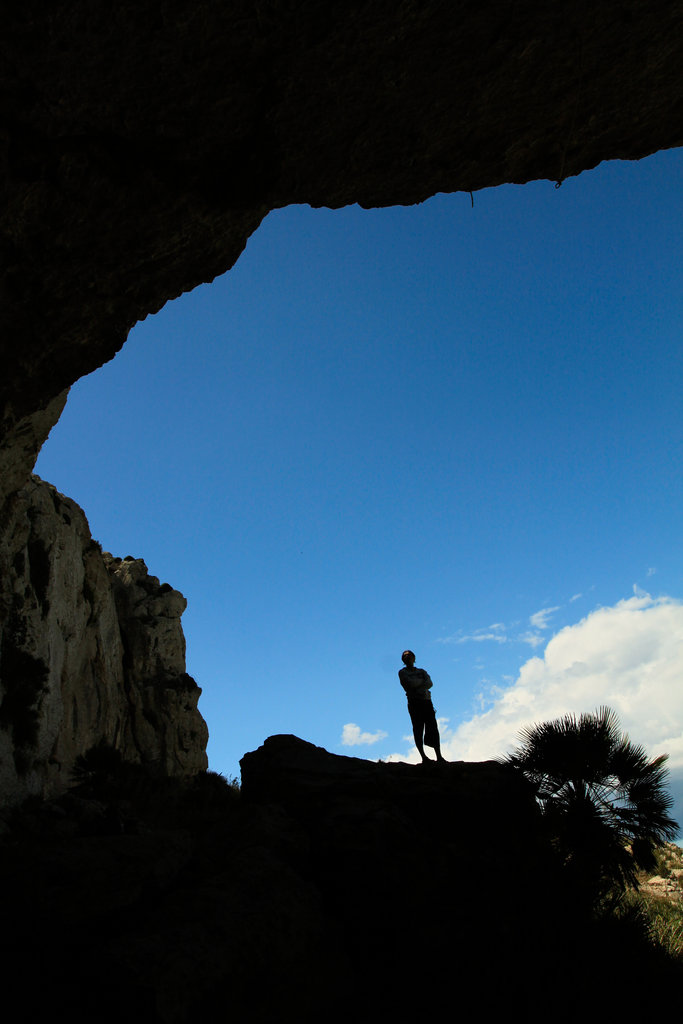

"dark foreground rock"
[1,735,680,1022]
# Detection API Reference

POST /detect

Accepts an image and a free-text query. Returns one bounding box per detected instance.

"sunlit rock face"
[0,477,207,803]
[105,551,209,779]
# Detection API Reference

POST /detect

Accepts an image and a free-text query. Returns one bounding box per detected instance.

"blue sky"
[36,147,683,822]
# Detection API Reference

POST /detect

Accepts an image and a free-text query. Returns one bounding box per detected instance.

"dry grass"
[622,843,683,958]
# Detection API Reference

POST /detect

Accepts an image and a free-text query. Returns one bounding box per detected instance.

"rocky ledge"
[2,733,680,1021]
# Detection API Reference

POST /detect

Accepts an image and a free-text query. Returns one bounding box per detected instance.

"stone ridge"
[240,732,531,813]
[0,476,208,804]
[1,732,681,1019]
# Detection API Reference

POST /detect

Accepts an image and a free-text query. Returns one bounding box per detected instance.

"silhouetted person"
[399,650,446,763]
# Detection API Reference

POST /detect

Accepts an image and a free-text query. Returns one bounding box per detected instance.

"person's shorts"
[407,698,440,748]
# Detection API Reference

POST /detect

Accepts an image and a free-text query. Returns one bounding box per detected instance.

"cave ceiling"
[1,0,682,463]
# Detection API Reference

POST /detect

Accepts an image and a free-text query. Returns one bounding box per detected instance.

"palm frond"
[502,706,680,906]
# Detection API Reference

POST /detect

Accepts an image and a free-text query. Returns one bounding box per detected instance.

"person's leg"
[413,724,429,762]
[425,704,447,762]
[408,702,430,762]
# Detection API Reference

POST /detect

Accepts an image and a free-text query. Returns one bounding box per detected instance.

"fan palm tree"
[503,706,679,905]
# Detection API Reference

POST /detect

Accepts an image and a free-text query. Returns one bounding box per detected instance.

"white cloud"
[439,610,567,650]
[341,723,388,746]
[458,632,508,644]
[518,631,544,648]
[385,594,683,824]
[647,567,657,577]
[570,593,582,602]
[529,606,560,630]
[439,623,508,645]
[447,594,683,769]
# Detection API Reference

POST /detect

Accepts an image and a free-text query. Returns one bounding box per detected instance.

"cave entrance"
[35,148,683,787]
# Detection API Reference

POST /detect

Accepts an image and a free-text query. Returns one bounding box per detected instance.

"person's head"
[401,649,415,666]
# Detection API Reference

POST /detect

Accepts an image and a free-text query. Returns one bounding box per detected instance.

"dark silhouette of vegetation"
[71,737,128,786]
[502,706,679,908]
[0,618,49,772]
[69,740,239,833]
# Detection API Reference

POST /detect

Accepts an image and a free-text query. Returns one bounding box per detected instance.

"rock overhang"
[2,0,683,468]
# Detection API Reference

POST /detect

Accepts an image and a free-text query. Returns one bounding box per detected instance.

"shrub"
[502,706,679,907]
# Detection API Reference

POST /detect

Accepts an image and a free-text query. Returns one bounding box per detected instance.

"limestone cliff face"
[0,475,208,804]
[104,551,209,779]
